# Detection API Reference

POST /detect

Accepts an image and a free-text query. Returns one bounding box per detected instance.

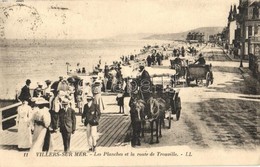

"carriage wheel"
[205,72,210,87]
[210,72,214,84]
[176,97,181,121]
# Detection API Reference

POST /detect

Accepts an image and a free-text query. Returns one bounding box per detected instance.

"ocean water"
[0,39,170,99]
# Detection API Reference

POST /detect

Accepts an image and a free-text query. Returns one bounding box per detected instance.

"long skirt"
[93,93,105,112]
[17,121,32,149]
[30,125,53,153]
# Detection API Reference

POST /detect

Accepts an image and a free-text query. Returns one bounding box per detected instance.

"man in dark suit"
[19,79,31,103]
[82,95,101,152]
[194,53,206,65]
[59,98,76,152]
[51,76,63,97]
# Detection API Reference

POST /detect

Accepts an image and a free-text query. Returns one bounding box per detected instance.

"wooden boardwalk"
[0,114,131,151]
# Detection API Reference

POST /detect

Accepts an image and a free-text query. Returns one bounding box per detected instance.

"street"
[138,44,260,150]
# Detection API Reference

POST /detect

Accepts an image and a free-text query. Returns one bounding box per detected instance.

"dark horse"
[146,97,166,143]
[129,97,146,146]
[129,94,166,146]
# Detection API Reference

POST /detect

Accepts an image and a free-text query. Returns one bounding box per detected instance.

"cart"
[185,64,213,87]
[150,74,182,129]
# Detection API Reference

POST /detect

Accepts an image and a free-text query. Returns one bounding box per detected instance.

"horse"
[129,98,146,147]
[129,87,169,145]
[146,97,166,144]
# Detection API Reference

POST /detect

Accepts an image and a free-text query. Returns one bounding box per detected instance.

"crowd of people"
[16,74,105,153]
[146,50,165,67]
[15,42,207,152]
[120,54,140,65]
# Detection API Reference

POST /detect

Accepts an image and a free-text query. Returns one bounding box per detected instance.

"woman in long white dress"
[16,100,33,150]
[30,99,53,153]
[92,80,105,112]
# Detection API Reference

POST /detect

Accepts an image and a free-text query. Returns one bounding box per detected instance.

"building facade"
[186,32,205,43]
[238,0,260,78]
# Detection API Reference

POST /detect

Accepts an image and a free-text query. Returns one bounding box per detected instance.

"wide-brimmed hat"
[35,98,49,105]
[94,80,102,85]
[35,87,42,91]
[92,75,98,79]
[86,95,93,100]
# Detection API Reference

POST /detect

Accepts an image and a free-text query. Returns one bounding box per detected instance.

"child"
[116,90,125,114]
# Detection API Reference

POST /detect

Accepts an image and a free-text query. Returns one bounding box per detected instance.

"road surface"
[138,44,260,150]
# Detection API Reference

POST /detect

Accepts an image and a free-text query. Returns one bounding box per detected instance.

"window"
[255,25,258,35]
[248,26,253,37]
[253,6,259,19]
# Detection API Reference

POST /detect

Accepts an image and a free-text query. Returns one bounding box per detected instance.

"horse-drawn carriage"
[185,64,214,87]
[170,58,214,87]
[129,72,182,146]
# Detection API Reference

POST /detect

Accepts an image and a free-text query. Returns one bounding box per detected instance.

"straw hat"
[86,95,93,100]
[94,80,102,85]
[35,98,49,105]
[92,75,98,79]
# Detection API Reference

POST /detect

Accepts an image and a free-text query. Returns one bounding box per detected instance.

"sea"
[0,39,172,99]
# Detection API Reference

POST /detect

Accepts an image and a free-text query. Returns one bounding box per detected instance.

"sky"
[1,0,239,39]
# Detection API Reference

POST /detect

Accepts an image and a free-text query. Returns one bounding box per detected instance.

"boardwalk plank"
[99,116,126,146]
[0,113,131,151]
[98,115,116,132]
[106,121,130,147]
[97,116,124,146]
[106,117,130,146]
[108,118,131,146]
